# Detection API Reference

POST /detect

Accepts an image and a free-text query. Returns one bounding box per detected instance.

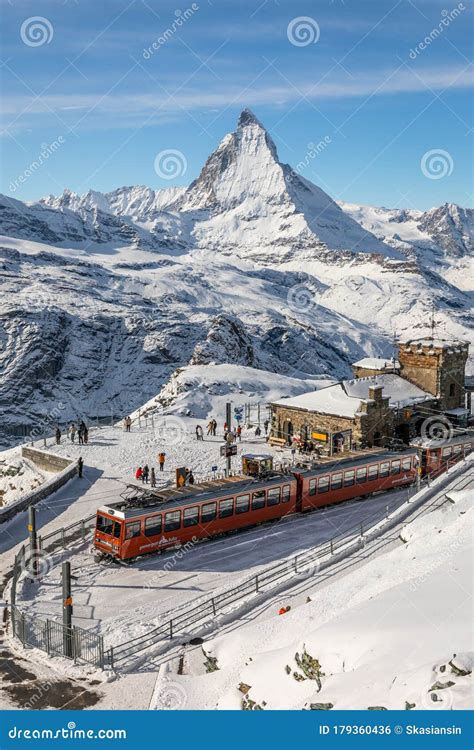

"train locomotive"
[94,432,473,562]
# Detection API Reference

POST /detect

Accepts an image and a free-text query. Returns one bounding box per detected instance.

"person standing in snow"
[135,466,143,482]
[158,452,166,472]
[213,419,217,436]
[255,425,261,437]
[150,467,156,487]
[207,420,213,436]
[55,426,61,445]
[195,425,203,441]
[263,419,269,435]
[78,421,86,445]
[143,464,149,483]
[69,422,76,443]
[77,456,83,478]
[236,424,242,441]
[187,469,195,485]
[83,425,89,444]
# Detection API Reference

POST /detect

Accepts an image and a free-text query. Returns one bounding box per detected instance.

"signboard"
[176,467,187,487]
[211,465,218,472]
[63,597,73,607]
[220,444,237,458]
[311,431,329,442]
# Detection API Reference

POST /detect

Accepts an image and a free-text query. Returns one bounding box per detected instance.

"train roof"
[295,447,418,478]
[98,471,295,519]
[411,429,474,449]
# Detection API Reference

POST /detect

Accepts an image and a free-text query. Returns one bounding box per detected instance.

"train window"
[464,443,471,453]
[402,458,412,470]
[267,487,281,506]
[183,507,199,527]
[252,491,266,510]
[236,494,250,514]
[318,476,329,493]
[219,498,234,518]
[282,485,291,503]
[331,473,342,490]
[442,447,452,457]
[308,479,317,496]
[144,516,162,537]
[356,467,367,482]
[113,522,122,539]
[368,464,378,480]
[453,444,462,454]
[391,460,401,475]
[96,515,114,535]
[344,470,355,487]
[201,503,217,523]
[164,511,181,532]
[380,462,390,478]
[125,521,141,539]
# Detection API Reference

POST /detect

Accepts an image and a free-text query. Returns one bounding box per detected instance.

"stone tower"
[398,339,469,411]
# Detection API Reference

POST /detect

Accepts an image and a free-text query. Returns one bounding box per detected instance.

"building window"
[344,470,355,486]
[356,467,367,483]
[449,383,456,397]
[380,462,390,478]
[318,476,330,493]
[331,473,342,490]
[368,464,379,480]
[391,460,401,475]
[125,522,141,539]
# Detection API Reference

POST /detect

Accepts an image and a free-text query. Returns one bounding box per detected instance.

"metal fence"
[10,512,103,669]
[8,459,472,671]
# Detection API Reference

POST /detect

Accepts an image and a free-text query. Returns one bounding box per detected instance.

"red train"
[94,433,473,561]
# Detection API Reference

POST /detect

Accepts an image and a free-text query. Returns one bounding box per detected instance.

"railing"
[8,457,472,671]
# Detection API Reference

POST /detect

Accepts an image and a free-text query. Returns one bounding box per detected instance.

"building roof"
[401,338,468,351]
[272,374,433,419]
[352,357,399,370]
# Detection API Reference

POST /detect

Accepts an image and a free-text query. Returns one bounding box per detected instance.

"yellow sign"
[64,597,73,607]
[311,431,328,442]
[176,467,187,488]
[27,524,33,532]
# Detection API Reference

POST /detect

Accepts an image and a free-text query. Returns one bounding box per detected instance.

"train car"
[95,472,298,561]
[295,448,419,513]
[415,430,473,478]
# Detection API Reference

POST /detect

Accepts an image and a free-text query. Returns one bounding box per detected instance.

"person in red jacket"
[135,466,143,481]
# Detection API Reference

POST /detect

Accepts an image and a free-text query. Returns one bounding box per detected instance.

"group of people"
[55,421,89,445]
[135,452,167,486]
[206,419,218,436]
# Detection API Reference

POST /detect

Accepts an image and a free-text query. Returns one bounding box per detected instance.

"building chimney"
[368,384,383,402]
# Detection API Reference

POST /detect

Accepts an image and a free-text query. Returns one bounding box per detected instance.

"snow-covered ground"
[0,447,48,508]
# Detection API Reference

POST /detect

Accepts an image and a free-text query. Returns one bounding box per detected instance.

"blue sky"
[1,0,472,209]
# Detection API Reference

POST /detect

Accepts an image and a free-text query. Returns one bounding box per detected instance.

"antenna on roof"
[391,327,399,366]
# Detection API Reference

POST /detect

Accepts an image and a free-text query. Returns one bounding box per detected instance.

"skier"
[55,426,61,445]
[69,422,76,443]
[135,466,143,481]
[158,452,166,472]
[236,424,242,442]
[77,456,83,478]
[143,464,149,484]
[150,467,156,487]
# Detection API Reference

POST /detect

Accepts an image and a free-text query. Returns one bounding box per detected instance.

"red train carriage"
[95,473,298,561]
[295,448,419,512]
[94,432,473,561]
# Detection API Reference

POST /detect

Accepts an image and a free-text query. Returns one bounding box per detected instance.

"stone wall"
[21,447,72,473]
[0,449,77,523]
